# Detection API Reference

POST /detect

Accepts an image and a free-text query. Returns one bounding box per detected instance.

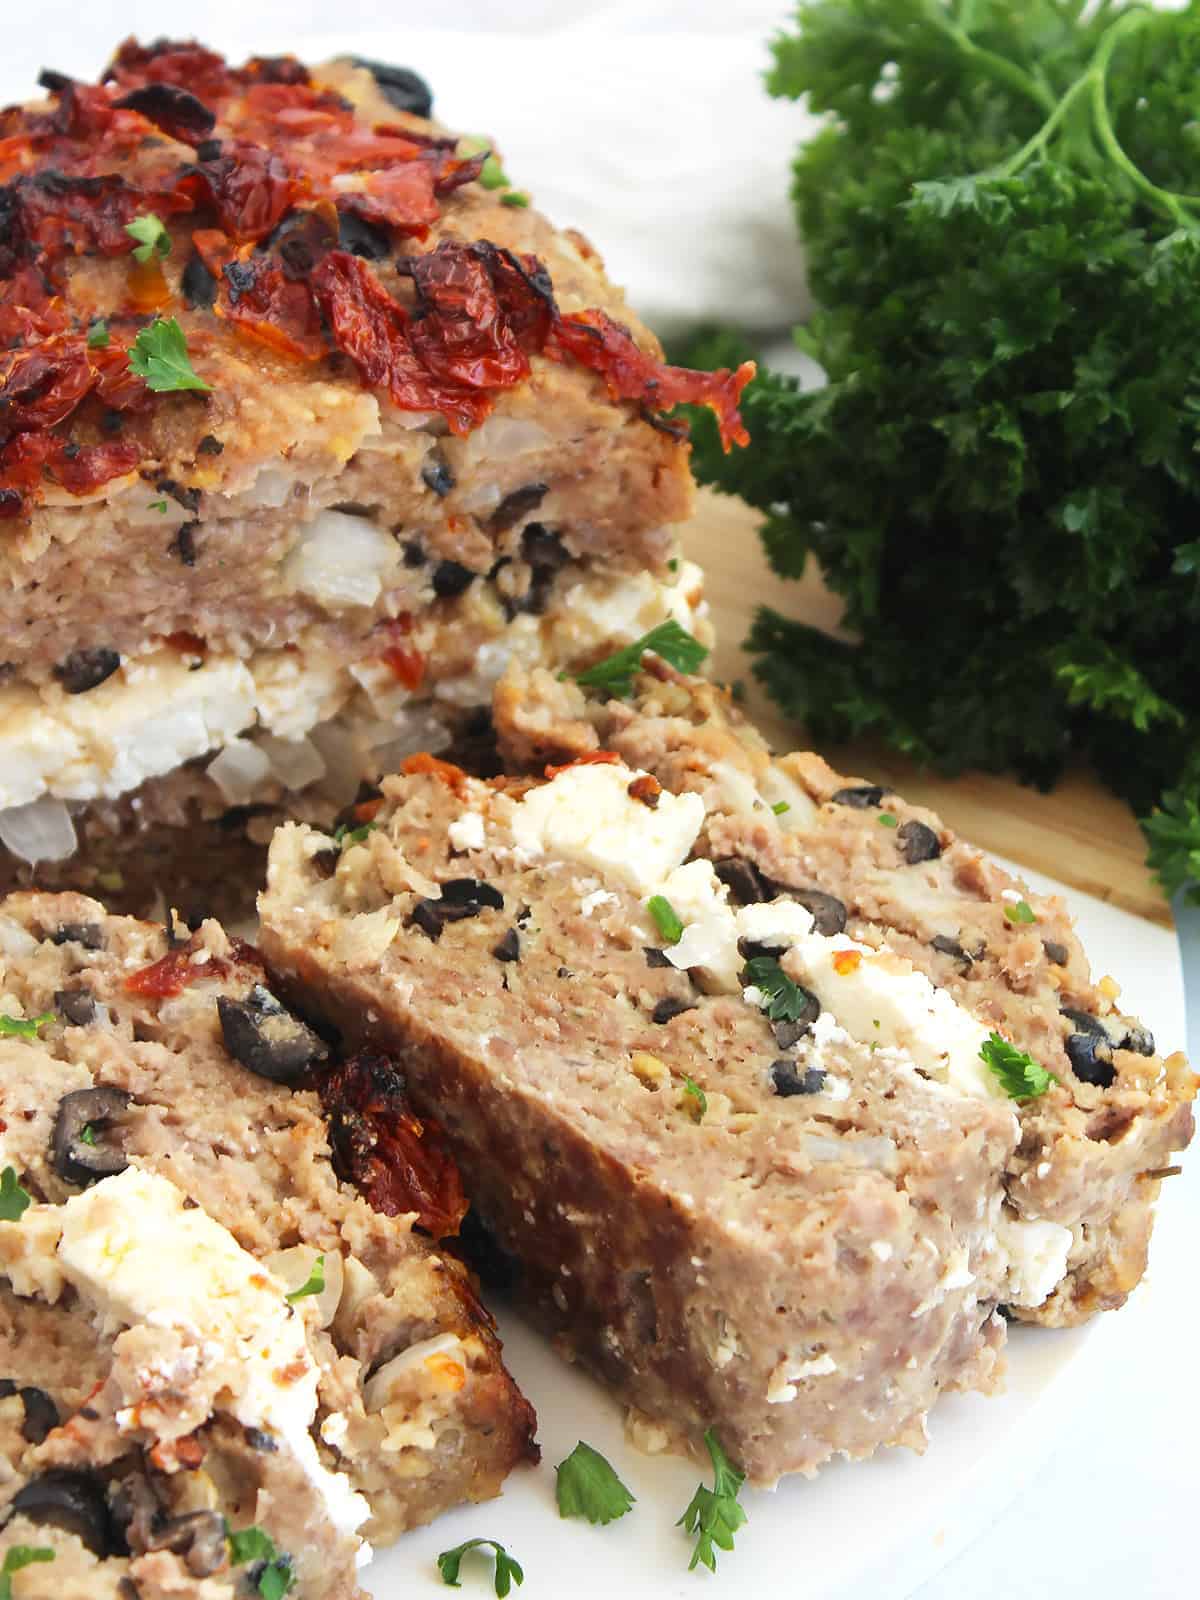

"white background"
[1,7,1194,1594]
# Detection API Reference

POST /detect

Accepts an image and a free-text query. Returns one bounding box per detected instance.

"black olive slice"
[770,1060,827,1097]
[830,784,886,809]
[181,250,218,309]
[771,1018,812,1050]
[17,1386,59,1444]
[147,1509,227,1578]
[50,922,104,950]
[337,209,391,261]
[351,58,433,118]
[51,1086,131,1185]
[1118,1020,1155,1056]
[712,857,772,906]
[1064,1030,1115,1088]
[644,946,672,969]
[440,877,504,911]
[1042,940,1069,966]
[931,934,971,964]
[217,986,330,1083]
[10,1470,117,1556]
[491,928,521,963]
[420,458,454,498]
[54,987,97,1027]
[432,559,476,598]
[521,523,569,575]
[652,997,697,1025]
[782,887,847,936]
[489,482,549,533]
[897,819,942,864]
[54,648,120,694]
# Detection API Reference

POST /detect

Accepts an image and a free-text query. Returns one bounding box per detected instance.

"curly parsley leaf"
[126,212,171,263]
[680,2,1200,906]
[980,1032,1056,1101]
[0,1547,54,1600]
[86,317,109,349]
[555,1440,636,1525]
[226,1526,293,1597]
[574,621,709,699]
[437,1538,523,1596]
[741,956,814,1024]
[286,1254,325,1303]
[1003,899,1037,924]
[677,1428,747,1573]
[0,1168,31,1223]
[128,317,211,393]
[0,1013,53,1039]
[647,895,684,945]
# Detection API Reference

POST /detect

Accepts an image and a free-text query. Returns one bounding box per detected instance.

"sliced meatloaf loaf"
[0,37,749,879]
[493,664,1197,1327]
[0,892,536,1596]
[258,750,1130,1485]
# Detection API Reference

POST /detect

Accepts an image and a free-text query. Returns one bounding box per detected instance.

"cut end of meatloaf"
[0,891,536,1597]
[492,663,1198,1327]
[257,753,1100,1486]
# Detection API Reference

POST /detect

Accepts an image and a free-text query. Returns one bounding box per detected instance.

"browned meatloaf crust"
[0,892,535,1596]
[0,37,746,873]
[492,664,1197,1326]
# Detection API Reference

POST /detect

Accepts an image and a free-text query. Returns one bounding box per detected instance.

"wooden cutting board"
[686,489,1172,929]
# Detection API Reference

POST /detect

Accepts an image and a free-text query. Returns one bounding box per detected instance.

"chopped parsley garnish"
[1003,899,1037,924]
[79,1124,96,1147]
[500,190,530,208]
[647,895,684,946]
[555,1440,636,1525]
[86,318,109,349]
[682,1077,708,1119]
[126,212,171,263]
[479,154,514,191]
[0,1167,32,1223]
[771,800,790,816]
[677,1428,747,1573]
[980,1033,1056,1101]
[0,1012,53,1039]
[667,557,680,572]
[1,1547,54,1600]
[148,499,168,514]
[574,620,709,698]
[128,317,211,393]
[333,821,378,849]
[741,956,812,1024]
[877,812,899,828]
[226,1525,294,1597]
[437,1538,524,1596]
[286,1254,325,1303]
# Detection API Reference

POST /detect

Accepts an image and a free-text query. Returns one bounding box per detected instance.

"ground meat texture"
[260,770,1026,1487]
[490,664,1195,1333]
[0,890,537,1593]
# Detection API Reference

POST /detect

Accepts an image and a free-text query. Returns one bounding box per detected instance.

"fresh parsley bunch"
[685,0,1200,901]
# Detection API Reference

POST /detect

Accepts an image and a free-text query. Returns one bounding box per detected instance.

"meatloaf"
[0,892,536,1596]
[492,663,1197,1326]
[0,37,750,884]
[256,729,1190,1487]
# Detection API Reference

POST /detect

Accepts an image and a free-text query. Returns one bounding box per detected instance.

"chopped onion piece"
[206,739,273,804]
[258,735,327,792]
[0,796,77,863]
[283,511,397,610]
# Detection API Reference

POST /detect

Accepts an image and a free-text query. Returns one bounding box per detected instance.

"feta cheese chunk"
[995,1212,1073,1308]
[510,761,704,893]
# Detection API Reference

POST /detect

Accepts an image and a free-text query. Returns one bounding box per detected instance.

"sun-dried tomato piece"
[50,437,143,494]
[176,142,302,242]
[0,336,92,433]
[124,932,258,997]
[104,37,240,105]
[112,82,216,145]
[334,164,441,236]
[0,265,67,345]
[317,1052,468,1237]
[312,249,486,431]
[402,239,553,389]
[551,307,756,452]
[216,244,328,361]
[2,171,169,262]
[89,343,153,412]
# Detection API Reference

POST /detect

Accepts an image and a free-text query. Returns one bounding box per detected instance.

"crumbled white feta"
[995,1211,1072,1308]
[767,1352,838,1403]
[580,888,618,917]
[509,761,704,893]
[448,812,487,852]
[55,1168,368,1542]
[870,1241,894,1263]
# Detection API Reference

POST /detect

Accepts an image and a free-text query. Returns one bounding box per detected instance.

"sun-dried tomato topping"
[178,142,302,242]
[401,751,471,790]
[111,82,216,145]
[0,171,173,265]
[195,229,327,360]
[551,308,756,452]
[317,1052,468,1236]
[124,931,258,997]
[0,433,141,503]
[543,750,623,778]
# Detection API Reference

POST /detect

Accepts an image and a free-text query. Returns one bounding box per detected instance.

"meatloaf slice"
[0,892,536,1597]
[258,755,1097,1486]
[493,664,1197,1326]
[0,37,748,876]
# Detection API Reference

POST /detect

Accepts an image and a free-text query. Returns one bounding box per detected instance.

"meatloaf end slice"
[492,664,1198,1327]
[0,892,536,1596]
[257,758,1068,1486]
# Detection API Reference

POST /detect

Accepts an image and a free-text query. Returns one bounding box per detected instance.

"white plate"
[368,864,1187,1600]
